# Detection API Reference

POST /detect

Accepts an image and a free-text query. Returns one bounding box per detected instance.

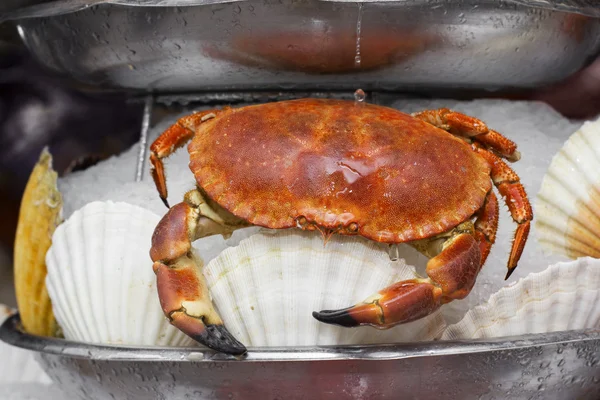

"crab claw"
[154,259,246,355]
[150,194,248,356]
[314,233,480,329]
[313,280,443,328]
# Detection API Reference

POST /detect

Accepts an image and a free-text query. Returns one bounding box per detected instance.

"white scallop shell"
[536,117,600,259]
[441,257,600,340]
[203,229,447,347]
[0,306,51,384]
[45,201,195,347]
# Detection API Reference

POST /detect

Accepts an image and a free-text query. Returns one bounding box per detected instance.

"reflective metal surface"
[4,0,600,93]
[2,314,600,399]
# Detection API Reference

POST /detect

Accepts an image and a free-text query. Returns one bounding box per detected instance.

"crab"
[149,98,532,356]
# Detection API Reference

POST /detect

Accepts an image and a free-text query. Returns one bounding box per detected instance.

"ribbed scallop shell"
[45,201,195,347]
[13,148,62,337]
[441,257,600,340]
[0,306,51,384]
[536,117,600,258]
[204,229,446,347]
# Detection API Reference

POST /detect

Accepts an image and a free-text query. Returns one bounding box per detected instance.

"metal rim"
[2,0,600,23]
[2,314,599,362]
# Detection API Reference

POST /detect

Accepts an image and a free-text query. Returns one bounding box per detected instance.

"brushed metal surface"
[2,314,600,399]
[4,0,600,93]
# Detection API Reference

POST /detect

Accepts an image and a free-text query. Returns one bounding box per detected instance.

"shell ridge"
[45,230,74,338]
[92,202,110,343]
[96,202,112,343]
[234,235,256,346]
[130,205,153,344]
[70,205,95,342]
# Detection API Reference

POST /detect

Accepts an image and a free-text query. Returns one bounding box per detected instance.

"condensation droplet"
[354,89,366,104]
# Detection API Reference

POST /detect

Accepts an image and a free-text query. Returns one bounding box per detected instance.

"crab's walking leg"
[472,144,533,278]
[314,191,500,329]
[475,190,499,265]
[413,109,532,277]
[150,110,220,208]
[150,189,248,355]
[412,108,521,162]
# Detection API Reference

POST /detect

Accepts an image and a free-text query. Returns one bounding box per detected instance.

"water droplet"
[558,359,565,367]
[354,89,366,104]
[388,244,400,261]
[354,3,363,67]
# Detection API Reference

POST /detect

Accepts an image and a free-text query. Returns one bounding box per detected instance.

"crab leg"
[471,144,532,278]
[412,109,532,276]
[150,109,220,208]
[313,230,480,328]
[412,108,521,162]
[474,190,499,265]
[314,190,500,329]
[150,189,248,355]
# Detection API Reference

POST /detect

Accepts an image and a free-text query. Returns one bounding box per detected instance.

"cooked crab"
[149,98,532,355]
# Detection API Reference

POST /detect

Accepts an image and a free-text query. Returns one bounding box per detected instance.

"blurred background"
[0,22,143,306]
[1,15,600,307]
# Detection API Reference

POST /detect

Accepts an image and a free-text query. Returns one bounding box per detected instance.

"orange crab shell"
[187,99,492,243]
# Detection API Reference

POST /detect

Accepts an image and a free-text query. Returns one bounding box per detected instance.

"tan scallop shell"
[536,117,600,258]
[13,148,63,337]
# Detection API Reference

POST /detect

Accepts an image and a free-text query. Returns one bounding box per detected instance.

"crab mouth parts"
[295,216,360,243]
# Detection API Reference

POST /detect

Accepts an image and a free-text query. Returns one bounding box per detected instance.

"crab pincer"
[150,190,248,355]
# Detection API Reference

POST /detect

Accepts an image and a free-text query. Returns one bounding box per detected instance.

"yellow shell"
[14,148,63,337]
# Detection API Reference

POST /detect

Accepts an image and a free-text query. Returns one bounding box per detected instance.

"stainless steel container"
[2,1,600,398]
[3,0,600,92]
[2,314,600,399]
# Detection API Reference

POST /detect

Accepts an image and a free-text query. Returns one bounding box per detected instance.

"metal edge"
[2,314,599,363]
[2,0,600,23]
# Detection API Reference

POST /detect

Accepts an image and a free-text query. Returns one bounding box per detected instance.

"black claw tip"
[196,324,247,356]
[312,308,358,328]
[161,197,170,209]
[505,266,517,280]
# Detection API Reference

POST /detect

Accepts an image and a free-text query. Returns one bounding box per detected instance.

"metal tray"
[2,0,600,93]
[2,314,600,399]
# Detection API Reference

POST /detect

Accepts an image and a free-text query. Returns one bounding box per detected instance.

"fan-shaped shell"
[13,148,62,337]
[0,306,51,384]
[188,99,491,243]
[203,229,447,347]
[536,117,600,258]
[441,257,600,340]
[45,201,195,347]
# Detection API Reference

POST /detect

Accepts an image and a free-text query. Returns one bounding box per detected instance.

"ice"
[0,384,64,400]
[57,98,586,324]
